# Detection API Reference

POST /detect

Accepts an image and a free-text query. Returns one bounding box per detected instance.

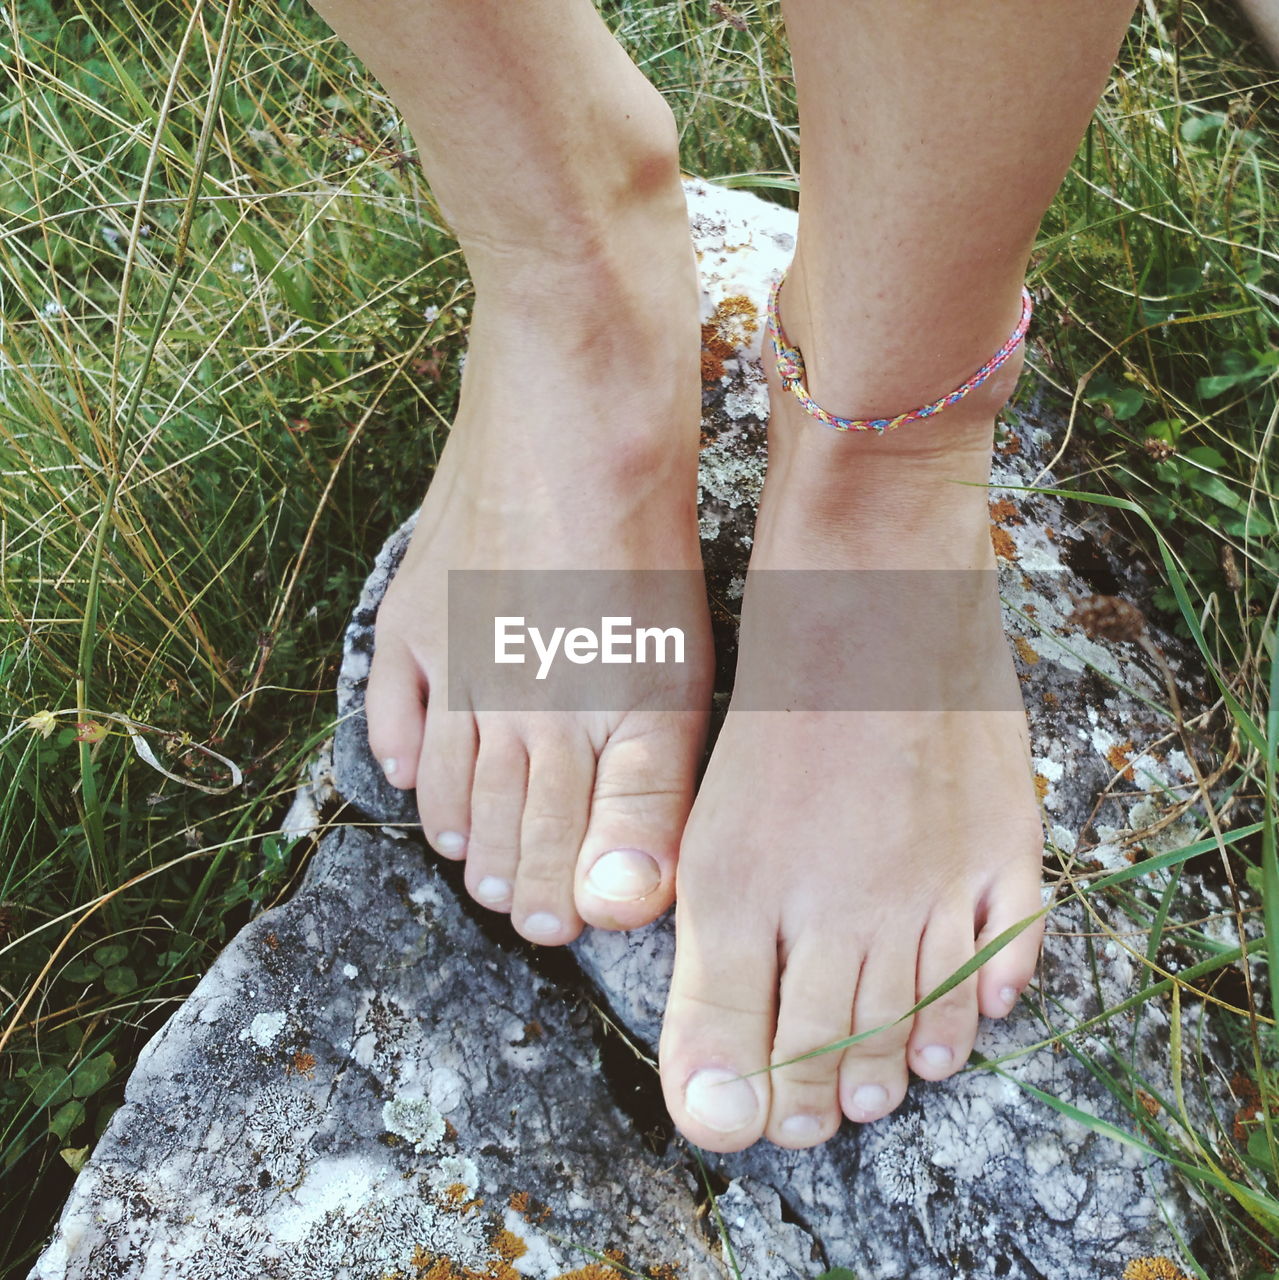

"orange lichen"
[1105,741,1135,782]
[508,1190,551,1224]
[264,931,279,950]
[1034,774,1050,802]
[1232,1070,1262,1140]
[1042,690,1058,708]
[700,295,759,384]
[988,497,1022,525]
[995,432,1022,455]
[647,1267,681,1280]
[1122,1257,1190,1280]
[441,1183,484,1215]
[1013,636,1040,666]
[990,526,1017,560]
[556,1249,625,1280]
[1136,1089,1160,1117]
[287,1050,317,1079]
[408,1246,465,1280]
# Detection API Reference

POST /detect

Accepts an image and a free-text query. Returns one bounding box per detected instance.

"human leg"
[660,0,1138,1151]
[305,0,713,943]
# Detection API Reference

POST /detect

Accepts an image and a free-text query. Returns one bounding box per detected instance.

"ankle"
[449,98,688,295]
[773,261,1028,430]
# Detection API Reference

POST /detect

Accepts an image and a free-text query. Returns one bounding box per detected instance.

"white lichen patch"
[382,1095,446,1153]
[428,1153,479,1196]
[501,1205,561,1277]
[342,963,359,980]
[697,436,767,512]
[240,1010,287,1048]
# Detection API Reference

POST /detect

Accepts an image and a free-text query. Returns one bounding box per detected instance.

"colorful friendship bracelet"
[766,274,1034,434]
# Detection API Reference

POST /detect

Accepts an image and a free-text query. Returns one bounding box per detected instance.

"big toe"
[659,883,774,1152]
[575,715,701,930]
[365,634,426,791]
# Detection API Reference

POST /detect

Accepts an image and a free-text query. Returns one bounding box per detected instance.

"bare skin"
[659,343,1046,1149]
[306,0,1138,1147]
[366,226,715,942]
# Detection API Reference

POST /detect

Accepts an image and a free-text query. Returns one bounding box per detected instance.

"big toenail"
[919,1044,953,1068]
[522,912,562,940]
[381,757,398,780]
[1000,985,1021,1011]
[850,1083,889,1116]
[434,831,467,857]
[475,876,511,906]
[684,1069,760,1133]
[584,849,661,901]
[780,1114,824,1143]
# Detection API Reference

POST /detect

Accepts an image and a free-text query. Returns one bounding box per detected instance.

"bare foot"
[366,183,713,947]
[659,323,1046,1151]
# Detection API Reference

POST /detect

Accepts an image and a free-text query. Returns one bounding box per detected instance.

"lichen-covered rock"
[30,827,761,1280]
[35,179,1230,1280]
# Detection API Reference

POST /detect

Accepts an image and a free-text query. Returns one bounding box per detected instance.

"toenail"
[919,1044,953,1069]
[381,757,398,780]
[521,912,562,940]
[1000,985,1021,1012]
[475,876,511,906]
[779,1113,824,1143]
[434,831,467,857]
[684,1068,760,1134]
[584,848,662,901]
[849,1083,889,1116]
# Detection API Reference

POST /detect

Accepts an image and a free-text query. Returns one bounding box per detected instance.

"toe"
[975,858,1046,1019]
[510,730,593,946]
[907,911,980,1082]
[659,888,775,1152]
[416,709,477,859]
[575,714,701,930]
[839,944,915,1124]
[462,728,528,914]
[764,934,857,1148]
[365,634,426,791]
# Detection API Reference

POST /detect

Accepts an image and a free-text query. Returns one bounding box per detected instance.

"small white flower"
[41,299,65,318]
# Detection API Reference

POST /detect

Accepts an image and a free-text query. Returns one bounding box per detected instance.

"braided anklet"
[766,273,1033,434]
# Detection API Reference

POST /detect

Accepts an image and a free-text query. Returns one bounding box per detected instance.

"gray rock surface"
[34,180,1229,1280]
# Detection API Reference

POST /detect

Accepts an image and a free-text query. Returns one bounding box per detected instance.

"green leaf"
[102,965,138,996]
[62,961,101,983]
[93,944,128,968]
[1198,372,1247,399]
[1145,417,1184,443]
[1182,446,1228,470]
[815,1270,858,1280]
[59,1146,90,1173]
[72,1052,115,1098]
[48,1099,85,1141]
[1165,264,1203,295]
[1250,1125,1277,1172]
[27,1066,73,1109]
[1180,111,1226,143]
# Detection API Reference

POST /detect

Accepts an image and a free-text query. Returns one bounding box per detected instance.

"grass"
[0,0,1276,1275]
